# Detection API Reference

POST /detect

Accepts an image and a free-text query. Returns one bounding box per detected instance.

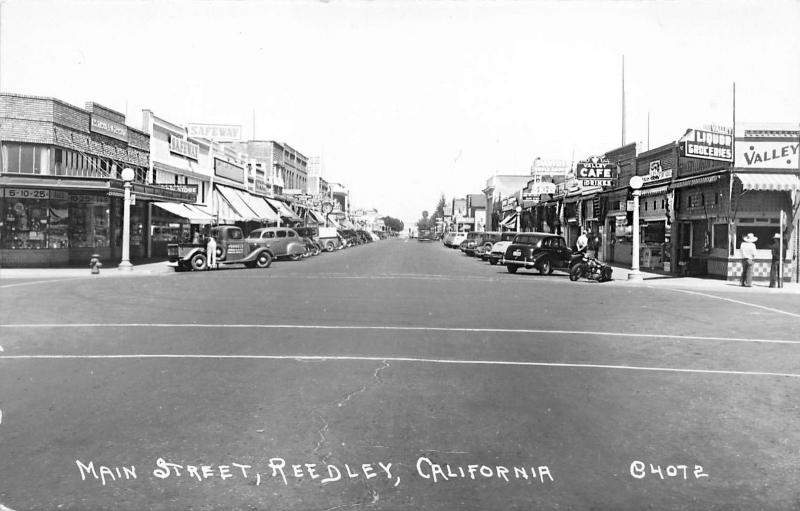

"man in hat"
[769,233,785,288]
[739,233,758,287]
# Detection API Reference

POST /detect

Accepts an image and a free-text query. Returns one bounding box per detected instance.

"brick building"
[0,93,193,267]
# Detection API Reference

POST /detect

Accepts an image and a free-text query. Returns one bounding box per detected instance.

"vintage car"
[487,232,521,265]
[502,232,573,274]
[167,225,274,271]
[294,227,323,256]
[474,231,503,260]
[460,231,484,256]
[444,232,467,248]
[247,227,308,261]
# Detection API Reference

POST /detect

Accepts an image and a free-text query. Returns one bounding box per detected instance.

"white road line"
[0,353,796,379]
[656,287,800,319]
[0,277,87,289]
[1,323,798,345]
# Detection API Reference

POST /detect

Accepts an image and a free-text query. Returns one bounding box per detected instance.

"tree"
[434,195,446,219]
[381,216,404,233]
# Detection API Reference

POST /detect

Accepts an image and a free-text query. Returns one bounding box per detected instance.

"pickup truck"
[167,225,274,271]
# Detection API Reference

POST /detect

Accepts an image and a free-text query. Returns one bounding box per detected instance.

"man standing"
[576,230,589,254]
[206,233,217,270]
[769,233,784,288]
[739,233,758,287]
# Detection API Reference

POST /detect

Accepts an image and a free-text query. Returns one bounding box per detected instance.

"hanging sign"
[576,156,614,187]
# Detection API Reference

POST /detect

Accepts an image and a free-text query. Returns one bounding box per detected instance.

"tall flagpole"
[621,55,626,146]
[729,82,736,256]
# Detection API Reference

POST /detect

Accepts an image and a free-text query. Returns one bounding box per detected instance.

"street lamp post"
[118,167,135,271]
[515,205,522,233]
[628,175,643,281]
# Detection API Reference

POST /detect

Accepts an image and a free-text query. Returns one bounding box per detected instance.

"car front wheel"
[539,259,552,275]
[289,254,302,261]
[506,264,518,274]
[256,252,273,268]
[190,253,207,271]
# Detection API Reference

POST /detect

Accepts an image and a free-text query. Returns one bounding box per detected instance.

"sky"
[1,0,799,228]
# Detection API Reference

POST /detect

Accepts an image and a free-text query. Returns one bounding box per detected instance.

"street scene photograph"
[0,0,799,510]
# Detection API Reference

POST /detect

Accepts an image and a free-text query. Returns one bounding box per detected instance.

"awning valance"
[153,202,215,224]
[640,185,670,198]
[671,172,724,189]
[735,173,800,192]
[215,185,259,221]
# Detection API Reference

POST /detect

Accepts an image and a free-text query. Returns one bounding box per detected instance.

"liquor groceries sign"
[680,128,733,162]
[576,156,614,187]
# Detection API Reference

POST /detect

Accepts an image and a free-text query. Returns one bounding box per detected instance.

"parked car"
[445,232,467,248]
[474,231,503,260]
[442,232,457,246]
[502,232,573,274]
[338,229,359,247]
[487,232,521,265]
[167,225,273,271]
[247,227,308,261]
[356,230,373,244]
[460,231,484,256]
[294,227,323,256]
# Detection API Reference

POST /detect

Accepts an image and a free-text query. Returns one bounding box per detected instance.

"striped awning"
[640,185,669,198]
[265,198,302,222]
[153,202,215,224]
[671,173,724,189]
[736,173,800,192]
[501,213,517,228]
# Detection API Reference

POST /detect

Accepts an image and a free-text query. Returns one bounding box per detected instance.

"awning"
[265,198,302,222]
[736,173,800,192]
[215,185,259,221]
[501,213,517,228]
[240,194,280,222]
[153,202,216,224]
[307,209,326,224]
[671,172,724,189]
[327,216,341,228]
[640,185,670,198]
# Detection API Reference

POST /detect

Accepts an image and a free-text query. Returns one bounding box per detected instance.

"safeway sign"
[576,156,614,187]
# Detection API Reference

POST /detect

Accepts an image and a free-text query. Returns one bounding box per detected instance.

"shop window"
[735,225,779,250]
[2,143,46,174]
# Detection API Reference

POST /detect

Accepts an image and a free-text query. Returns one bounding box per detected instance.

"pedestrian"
[739,233,758,287]
[769,233,784,288]
[591,231,602,258]
[206,233,217,270]
[576,230,589,254]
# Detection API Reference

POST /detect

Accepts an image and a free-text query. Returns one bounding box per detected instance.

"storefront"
[0,177,194,267]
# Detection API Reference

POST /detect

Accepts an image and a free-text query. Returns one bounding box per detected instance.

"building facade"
[0,93,193,267]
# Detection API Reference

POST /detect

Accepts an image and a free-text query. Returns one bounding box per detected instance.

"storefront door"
[678,222,692,271]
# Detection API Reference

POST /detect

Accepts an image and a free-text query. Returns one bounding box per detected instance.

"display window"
[0,189,110,249]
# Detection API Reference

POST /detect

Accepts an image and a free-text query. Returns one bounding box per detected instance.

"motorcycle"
[569,253,613,282]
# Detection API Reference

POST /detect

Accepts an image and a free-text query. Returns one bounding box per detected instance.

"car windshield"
[513,234,545,245]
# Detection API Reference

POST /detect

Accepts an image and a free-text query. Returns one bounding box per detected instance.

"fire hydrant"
[90,254,102,275]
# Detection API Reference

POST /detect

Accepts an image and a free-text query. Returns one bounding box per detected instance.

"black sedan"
[502,233,574,274]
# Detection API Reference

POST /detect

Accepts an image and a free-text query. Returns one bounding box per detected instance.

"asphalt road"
[1,238,799,510]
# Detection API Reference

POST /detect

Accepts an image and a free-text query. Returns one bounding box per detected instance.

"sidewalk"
[0,260,174,280]
[606,263,800,294]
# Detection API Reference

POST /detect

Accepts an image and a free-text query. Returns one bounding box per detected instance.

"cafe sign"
[576,156,614,187]
[680,128,733,162]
